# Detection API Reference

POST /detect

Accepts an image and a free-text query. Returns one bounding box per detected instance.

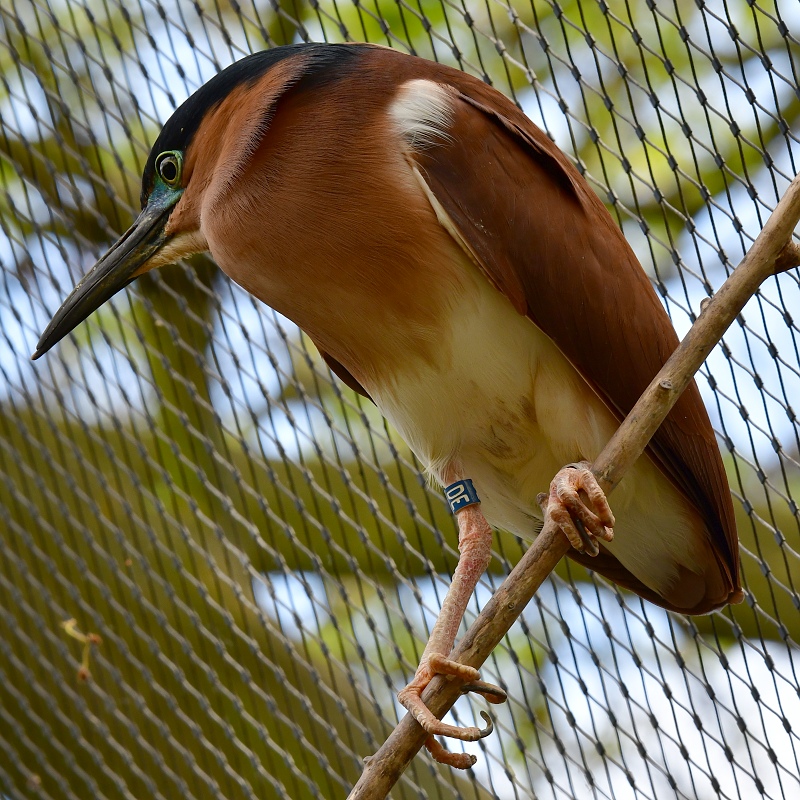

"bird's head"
[31,139,191,359]
[33,44,358,359]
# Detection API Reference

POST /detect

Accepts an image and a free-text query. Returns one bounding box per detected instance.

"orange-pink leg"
[397,501,504,768]
[400,461,614,769]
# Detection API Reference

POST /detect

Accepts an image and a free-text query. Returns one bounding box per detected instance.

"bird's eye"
[155,151,182,187]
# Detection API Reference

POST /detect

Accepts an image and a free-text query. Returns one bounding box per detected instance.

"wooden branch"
[347,174,800,800]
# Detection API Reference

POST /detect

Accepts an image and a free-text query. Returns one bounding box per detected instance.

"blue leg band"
[444,479,481,514]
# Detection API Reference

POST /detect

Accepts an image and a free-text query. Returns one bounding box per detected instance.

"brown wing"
[319,349,373,401]
[408,76,739,604]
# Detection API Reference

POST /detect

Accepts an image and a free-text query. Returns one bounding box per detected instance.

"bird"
[34,42,742,767]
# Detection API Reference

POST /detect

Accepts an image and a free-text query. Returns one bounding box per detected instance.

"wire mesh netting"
[2,1,800,798]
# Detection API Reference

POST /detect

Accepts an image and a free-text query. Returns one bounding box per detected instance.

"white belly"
[367,259,704,598]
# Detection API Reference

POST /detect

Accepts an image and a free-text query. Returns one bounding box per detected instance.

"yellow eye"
[156,151,182,187]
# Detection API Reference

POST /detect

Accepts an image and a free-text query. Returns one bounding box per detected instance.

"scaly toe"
[547,462,615,556]
[398,683,494,742]
[424,736,477,770]
[428,653,480,683]
[398,655,499,748]
[423,717,493,770]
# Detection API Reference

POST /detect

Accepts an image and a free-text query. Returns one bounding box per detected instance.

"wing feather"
[319,349,373,400]
[407,77,739,603]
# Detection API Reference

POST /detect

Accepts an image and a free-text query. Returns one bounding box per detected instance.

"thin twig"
[347,173,800,799]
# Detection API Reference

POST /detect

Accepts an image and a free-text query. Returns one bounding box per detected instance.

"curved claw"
[461,680,507,705]
[574,518,599,557]
[399,694,494,742]
[399,656,500,744]
[477,710,493,737]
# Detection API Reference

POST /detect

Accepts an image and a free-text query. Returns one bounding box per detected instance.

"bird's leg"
[537,461,615,557]
[398,480,506,768]
[398,462,612,767]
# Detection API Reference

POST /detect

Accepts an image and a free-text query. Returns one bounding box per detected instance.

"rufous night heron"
[34,43,741,768]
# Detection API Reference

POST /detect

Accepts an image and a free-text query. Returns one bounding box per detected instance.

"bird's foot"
[537,461,615,557]
[398,652,506,769]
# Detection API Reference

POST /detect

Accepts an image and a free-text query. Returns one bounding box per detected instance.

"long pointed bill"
[32,190,180,360]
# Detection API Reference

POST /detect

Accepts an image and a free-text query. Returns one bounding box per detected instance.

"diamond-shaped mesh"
[1,2,799,798]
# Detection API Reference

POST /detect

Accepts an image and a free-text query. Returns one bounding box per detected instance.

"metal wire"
[1,1,799,798]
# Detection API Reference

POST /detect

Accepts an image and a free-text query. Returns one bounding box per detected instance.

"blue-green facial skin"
[140,148,184,209]
[147,179,183,216]
[33,152,185,359]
